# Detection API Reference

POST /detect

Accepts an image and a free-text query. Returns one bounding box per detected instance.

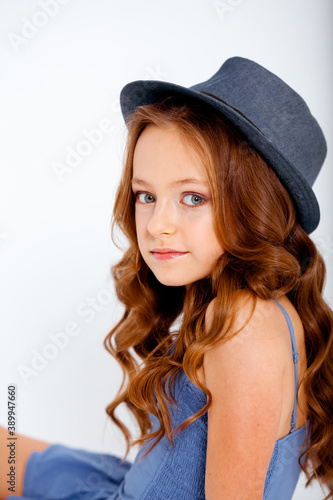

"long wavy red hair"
[104,99,333,496]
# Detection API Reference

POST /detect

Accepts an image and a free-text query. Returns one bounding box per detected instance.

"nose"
[146,200,177,237]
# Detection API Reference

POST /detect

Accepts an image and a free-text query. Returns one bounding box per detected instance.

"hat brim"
[120,80,320,234]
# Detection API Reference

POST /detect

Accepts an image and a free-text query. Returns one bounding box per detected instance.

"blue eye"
[182,194,205,206]
[136,193,155,203]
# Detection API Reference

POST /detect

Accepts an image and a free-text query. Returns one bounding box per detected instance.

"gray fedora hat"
[120,57,327,234]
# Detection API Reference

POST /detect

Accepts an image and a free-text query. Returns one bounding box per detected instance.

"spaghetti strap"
[272,299,299,433]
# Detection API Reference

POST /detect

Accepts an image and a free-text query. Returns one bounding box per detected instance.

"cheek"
[135,211,149,247]
[205,235,223,258]
[135,207,144,230]
[210,240,224,261]
[187,213,219,241]
[193,220,223,259]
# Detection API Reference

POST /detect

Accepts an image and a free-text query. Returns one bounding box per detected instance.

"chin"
[153,272,202,288]
[152,273,187,287]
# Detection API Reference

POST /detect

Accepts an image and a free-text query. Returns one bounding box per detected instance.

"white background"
[0,1,332,498]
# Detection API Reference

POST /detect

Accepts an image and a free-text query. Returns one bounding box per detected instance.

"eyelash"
[133,191,207,207]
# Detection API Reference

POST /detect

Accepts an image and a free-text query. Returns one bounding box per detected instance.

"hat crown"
[191,57,327,187]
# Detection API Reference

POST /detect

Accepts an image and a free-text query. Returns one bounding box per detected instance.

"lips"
[151,248,189,261]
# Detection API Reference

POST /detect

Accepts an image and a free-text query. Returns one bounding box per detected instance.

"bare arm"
[0,425,49,499]
[204,297,287,500]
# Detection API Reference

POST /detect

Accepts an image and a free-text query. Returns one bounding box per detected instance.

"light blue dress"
[9,300,307,500]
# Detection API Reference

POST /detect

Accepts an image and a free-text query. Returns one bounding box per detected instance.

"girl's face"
[132,124,224,287]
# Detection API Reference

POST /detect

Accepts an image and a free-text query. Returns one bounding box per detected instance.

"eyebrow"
[131,177,209,188]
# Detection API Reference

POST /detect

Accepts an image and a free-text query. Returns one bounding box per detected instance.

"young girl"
[1,56,332,500]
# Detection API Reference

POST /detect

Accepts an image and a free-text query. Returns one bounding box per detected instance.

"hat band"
[199,91,264,134]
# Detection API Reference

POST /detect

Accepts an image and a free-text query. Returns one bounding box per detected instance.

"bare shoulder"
[203,293,294,411]
[203,294,294,498]
[205,292,290,353]
[205,292,305,366]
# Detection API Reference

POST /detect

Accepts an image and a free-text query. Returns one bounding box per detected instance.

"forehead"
[132,124,207,182]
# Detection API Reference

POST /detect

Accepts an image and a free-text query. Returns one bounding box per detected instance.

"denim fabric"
[9,300,306,500]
